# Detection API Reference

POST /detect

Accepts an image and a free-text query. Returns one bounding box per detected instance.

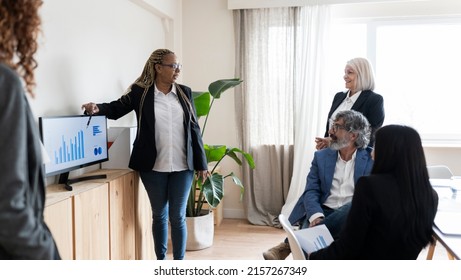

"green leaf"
[208,78,243,99]
[229,173,245,200]
[204,144,227,163]
[242,151,256,169]
[192,91,211,118]
[226,147,256,169]
[186,78,255,217]
[202,173,224,208]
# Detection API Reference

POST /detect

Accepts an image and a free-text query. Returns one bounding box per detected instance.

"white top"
[152,84,188,172]
[310,150,357,222]
[329,90,362,128]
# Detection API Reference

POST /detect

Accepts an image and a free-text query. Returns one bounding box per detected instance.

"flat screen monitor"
[39,115,109,189]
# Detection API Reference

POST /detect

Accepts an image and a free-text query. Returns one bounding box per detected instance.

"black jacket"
[309,174,438,260]
[96,83,207,172]
[325,90,384,146]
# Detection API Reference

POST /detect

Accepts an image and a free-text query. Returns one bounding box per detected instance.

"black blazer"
[325,90,384,146]
[309,174,438,260]
[96,83,207,172]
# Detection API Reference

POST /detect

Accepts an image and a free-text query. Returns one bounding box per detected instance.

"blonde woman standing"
[315,57,384,150]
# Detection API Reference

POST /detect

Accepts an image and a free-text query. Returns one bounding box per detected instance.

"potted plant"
[185,78,255,250]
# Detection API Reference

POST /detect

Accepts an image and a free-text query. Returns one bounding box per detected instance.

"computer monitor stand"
[58,172,107,191]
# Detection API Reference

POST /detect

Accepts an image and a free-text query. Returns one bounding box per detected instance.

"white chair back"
[427,165,453,179]
[278,214,306,260]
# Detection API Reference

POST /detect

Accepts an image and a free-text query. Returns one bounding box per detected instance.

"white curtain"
[281,5,331,218]
[234,5,331,226]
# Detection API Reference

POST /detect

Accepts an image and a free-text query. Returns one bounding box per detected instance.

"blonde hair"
[346,57,375,91]
[0,0,43,98]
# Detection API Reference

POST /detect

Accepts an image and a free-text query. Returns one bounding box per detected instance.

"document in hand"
[294,224,334,254]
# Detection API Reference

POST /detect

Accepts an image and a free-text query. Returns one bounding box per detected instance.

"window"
[329,17,461,146]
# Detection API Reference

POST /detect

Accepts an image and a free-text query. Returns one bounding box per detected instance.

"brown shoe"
[262,242,291,260]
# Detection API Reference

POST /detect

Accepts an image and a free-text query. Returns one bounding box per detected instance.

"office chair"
[426,165,455,260]
[278,214,306,260]
[427,165,453,179]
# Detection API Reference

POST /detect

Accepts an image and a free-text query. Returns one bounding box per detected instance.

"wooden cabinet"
[44,169,148,260]
[133,175,155,260]
[108,172,136,259]
[73,183,110,260]
[43,196,73,260]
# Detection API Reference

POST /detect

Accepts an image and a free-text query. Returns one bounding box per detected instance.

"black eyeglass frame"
[331,123,349,133]
[160,63,182,70]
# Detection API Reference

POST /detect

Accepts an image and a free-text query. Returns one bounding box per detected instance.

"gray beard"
[330,137,350,150]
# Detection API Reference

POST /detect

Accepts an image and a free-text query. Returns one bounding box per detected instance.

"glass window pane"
[376,21,461,143]
[327,23,368,95]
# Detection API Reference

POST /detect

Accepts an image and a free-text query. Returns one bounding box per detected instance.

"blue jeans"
[139,170,194,260]
[301,202,352,240]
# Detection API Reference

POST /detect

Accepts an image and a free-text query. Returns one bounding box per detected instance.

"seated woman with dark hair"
[309,124,438,260]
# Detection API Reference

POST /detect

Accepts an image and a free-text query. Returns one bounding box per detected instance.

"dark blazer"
[325,90,384,145]
[0,63,60,259]
[309,174,438,260]
[288,147,373,225]
[96,83,207,172]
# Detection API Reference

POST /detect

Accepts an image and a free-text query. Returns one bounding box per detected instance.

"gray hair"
[346,57,375,91]
[335,110,371,149]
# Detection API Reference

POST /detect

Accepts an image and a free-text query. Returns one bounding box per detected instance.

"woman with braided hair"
[81,49,208,260]
[0,0,60,259]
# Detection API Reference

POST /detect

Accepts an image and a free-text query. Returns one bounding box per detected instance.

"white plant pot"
[186,211,214,251]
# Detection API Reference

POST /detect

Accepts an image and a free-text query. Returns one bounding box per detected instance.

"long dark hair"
[372,125,436,247]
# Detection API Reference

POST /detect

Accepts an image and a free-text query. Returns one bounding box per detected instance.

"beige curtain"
[234,5,331,226]
[244,145,294,226]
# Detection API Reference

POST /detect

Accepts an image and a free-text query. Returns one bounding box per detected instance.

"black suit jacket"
[325,90,384,146]
[96,83,207,172]
[309,174,438,260]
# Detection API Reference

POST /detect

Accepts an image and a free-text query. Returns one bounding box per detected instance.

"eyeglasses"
[160,63,182,70]
[331,123,348,133]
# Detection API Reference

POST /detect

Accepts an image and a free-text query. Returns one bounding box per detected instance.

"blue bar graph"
[54,130,85,164]
[314,235,328,251]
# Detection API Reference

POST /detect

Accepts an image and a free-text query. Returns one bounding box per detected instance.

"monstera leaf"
[186,78,256,217]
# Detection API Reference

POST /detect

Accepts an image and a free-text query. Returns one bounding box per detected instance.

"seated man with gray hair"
[263,110,373,260]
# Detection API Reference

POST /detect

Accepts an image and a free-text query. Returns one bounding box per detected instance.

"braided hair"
[128,49,197,126]
[134,48,173,88]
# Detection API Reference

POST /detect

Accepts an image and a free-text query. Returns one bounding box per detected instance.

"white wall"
[182,0,244,218]
[33,0,181,182]
[33,0,182,127]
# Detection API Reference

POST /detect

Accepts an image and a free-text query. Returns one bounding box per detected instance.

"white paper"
[294,224,334,254]
[435,211,461,235]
